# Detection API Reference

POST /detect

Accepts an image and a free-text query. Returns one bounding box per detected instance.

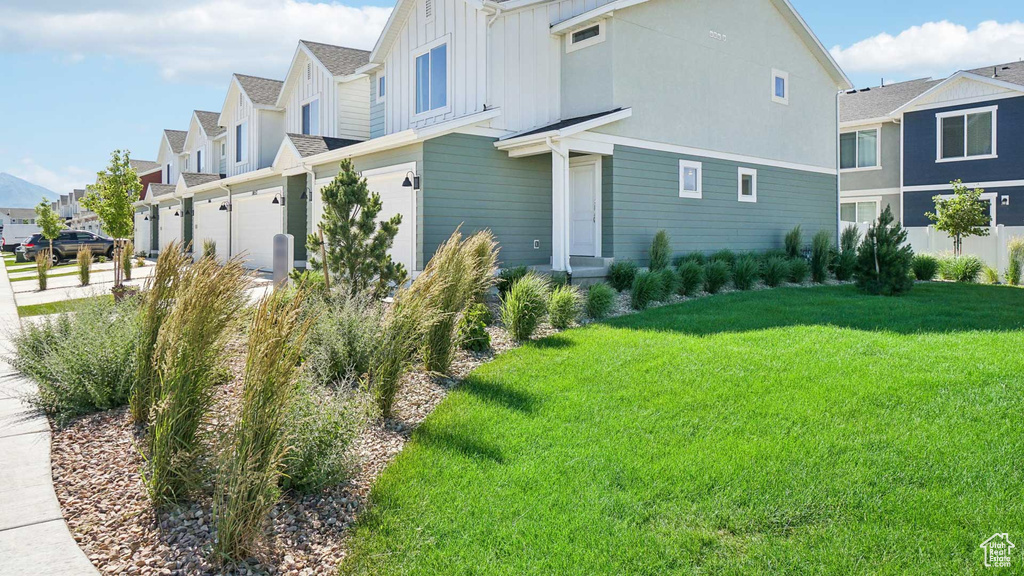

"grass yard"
[9,270,80,283]
[340,283,1024,575]
[18,295,114,317]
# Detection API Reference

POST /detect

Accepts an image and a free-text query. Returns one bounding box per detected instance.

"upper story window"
[840,127,879,170]
[165,164,171,184]
[415,41,448,116]
[235,122,248,163]
[566,21,606,54]
[738,167,757,203]
[220,143,226,160]
[377,75,386,103]
[302,99,320,136]
[937,106,996,162]
[678,160,702,199]
[196,150,203,173]
[771,69,789,105]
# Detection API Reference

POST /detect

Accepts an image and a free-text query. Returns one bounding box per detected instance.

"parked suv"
[17,230,115,265]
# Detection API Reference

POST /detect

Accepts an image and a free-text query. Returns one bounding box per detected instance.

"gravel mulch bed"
[50,280,846,575]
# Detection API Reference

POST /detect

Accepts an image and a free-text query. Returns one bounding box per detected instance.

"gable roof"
[301,41,370,77]
[164,129,188,154]
[148,183,177,198]
[840,78,941,123]
[180,172,225,188]
[129,159,161,174]
[967,60,1024,87]
[194,110,226,138]
[505,108,628,139]
[285,133,361,158]
[234,74,285,107]
[2,207,37,219]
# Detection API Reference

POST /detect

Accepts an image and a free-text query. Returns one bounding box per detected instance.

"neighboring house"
[0,208,41,249]
[183,111,228,176]
[156,129,189,187]
[840,61,1024,268]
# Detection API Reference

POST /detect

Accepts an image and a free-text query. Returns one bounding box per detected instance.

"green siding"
[285,175,307,261]
[423,133,552,268]
[601,157,614,258]
[182,198,193,249]
[149,206,158,251]
[609,146,837,263]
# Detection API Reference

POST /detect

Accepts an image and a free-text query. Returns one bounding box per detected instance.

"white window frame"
[235,122,248,165]
[933,192,998,225]
[376,74,386,104]
[411,36,452,120]
[840,197,881,224]
[678,160,702,199]
[840,126,882,172]
[935,105,998,163]
[195,150,202,173]
[771,69,789,105]
[301,96,320,136]
[566,20,607,54]
[738,167,757,203]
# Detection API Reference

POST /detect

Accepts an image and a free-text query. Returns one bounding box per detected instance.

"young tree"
[307,159,406,297]
[925,180,991,256]
[854,206,915,296]
[83,150,142,289]
[34,199,65,264]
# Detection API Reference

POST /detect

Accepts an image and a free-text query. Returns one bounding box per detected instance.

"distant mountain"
[0,173,59,208]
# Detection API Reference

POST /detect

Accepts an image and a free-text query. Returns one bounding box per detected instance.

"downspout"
[836,90,842,245]
[218,182,231,258]
[544,136,572,279]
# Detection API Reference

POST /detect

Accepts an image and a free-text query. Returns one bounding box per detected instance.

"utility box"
[272,233,294,289]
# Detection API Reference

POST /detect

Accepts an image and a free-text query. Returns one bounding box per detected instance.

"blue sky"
[0,0,1021,194]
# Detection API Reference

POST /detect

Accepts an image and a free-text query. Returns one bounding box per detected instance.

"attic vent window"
[424,0,433,21]
[307,62,312,80]
[572,26,600,43]
[566,21,606,53]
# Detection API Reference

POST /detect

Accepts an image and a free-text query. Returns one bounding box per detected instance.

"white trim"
[573,131,838,175]
[935,105,997,162]
[840,116,896,129]
[550,0,649,34]
[738,167,757,203]
[411,35,452,120]
[839,125,881,171]
[839,197,881,225]
[933,192,998,225]
[360,161,418,179]
[899,91,1022,113]
[903,180,1024,193]
[568,155,602,258]
[842,187,900,198]
[497,108,632,145]
[565,20,606,54]
[300,95,321,137]
[892,71,1024,115]
[771,69,789,105]
[678,160,702,199]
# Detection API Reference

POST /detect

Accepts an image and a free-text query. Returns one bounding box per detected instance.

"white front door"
[569,157,601,257]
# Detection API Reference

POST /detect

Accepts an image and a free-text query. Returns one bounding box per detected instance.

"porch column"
[551,143,570,272]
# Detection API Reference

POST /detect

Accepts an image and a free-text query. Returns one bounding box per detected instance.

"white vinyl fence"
[906,225,1024,274]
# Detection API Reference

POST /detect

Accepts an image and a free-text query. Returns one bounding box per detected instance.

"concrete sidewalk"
[0,261,96,574]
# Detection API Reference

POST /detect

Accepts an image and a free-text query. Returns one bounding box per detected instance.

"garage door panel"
[232,190,284,270]
[194,202,230,263]
[158,206,181,251]
[366,172,415,273]
[134,214,150,254]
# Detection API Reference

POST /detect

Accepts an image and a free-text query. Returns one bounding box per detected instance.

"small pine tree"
[649,230,671,271]
[307,159,406,297]
[854,206,914,296]
[925,180,991,256]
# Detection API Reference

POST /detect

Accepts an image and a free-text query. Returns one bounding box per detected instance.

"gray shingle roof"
[73,189,86,200]
[194,111,226,138]
[235,74,284,107]
[164,129,188,154]
[300,41,370,77]
[285,133,360,158]
[967,60,1024,87]
[148,183,176,198]
[129,159,161,174]
[180,173,225,188]
[510,108,625,139]
[2,207,38,219]
[839,78,941,123]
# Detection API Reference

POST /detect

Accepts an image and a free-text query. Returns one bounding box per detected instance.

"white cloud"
[831,20,1024,82]
[0,0,392,84]
[6,158,96,194]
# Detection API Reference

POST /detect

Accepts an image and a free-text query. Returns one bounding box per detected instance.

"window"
[165,164,171,184]
[377,75,386,103]
[678,160,702,199]
[937,106,996,162]
[415,42,448,115]
[196,150,202,173]
[220,143,226,159]
[302,99,320,135]
[566,21,606,53]
[771,69,789,105]
[235,122,248,163]
[738,167,757,203]
[933,192,996,225]
[840,128,880,170]
[840,200,879,225]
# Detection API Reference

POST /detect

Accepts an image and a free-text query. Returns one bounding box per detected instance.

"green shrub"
[732,255,760,290]
[122,241,134,280]
[202,239,217,260]
[789,258,810,284]
[548,285,583,330]
[419,230,477,374]
[709,249,736,267]
[302,292,382,387]
[282,383,373,494]
[811,230,833,283]
[500,272,551,341]
[77,245,91,286]
[940,255,984,283]
[465,230,499,303]
[681,252,706,266]
[213,290,310,561]
[11,296,140,425]
[649,230,672,271]
[584,283,616,319]
[761,256,790,287]
[785,226,803,258]
[676,261,704,296]
[458,303,491,351]
[983,266,1000,285]
[496,266,528,298]
[98,255,108,264]
[1007,237,1024,286]
[840,225,861,253]
[630,271,661,310]
[834,250,857,282]
[656,268,679,299]
[608,260,638,292]
[36,252,50,291]
[911,254,940,281]
[854,207,914,296]
[371,284,438,417]
[1007,259,1022,287]
[703,261,730,294]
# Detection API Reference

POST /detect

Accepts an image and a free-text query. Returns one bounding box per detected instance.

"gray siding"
[608,146,837,263]
[370,73,385,139]
[422,133,552,268]
[560,20,615,120]
[841,122,900,192]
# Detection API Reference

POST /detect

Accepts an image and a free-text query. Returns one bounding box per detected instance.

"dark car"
[17,230,115,265]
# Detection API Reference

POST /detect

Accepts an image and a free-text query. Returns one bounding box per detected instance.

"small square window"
[771,69,789,105]
[738,168,757,203]
[678,160,702,199]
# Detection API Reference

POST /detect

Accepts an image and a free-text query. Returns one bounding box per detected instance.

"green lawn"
[340,283,1024,575]
[9,270,80,283]
[17,295,113,317]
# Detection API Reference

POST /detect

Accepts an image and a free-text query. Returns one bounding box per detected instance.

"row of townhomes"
[839,61,1024,269]
[135,0,852,275]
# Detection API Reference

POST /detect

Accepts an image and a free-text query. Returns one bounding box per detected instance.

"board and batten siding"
[607,146,837,262]
[282,54,371,141]
[223,84,285,177]
[370,72,386,138]
[422,133,552,267]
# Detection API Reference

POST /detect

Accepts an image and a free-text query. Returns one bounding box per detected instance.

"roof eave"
[890,71,1024,116]
[496,108,633,149]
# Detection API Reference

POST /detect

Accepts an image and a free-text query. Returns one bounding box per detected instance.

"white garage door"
[232,188,284,270]
[134,213,150,255]
[312,164,416,272]
[194,200,230,263]
[158,205,181,251]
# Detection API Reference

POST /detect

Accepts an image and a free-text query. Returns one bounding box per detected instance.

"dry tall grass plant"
[77,245,92,286]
